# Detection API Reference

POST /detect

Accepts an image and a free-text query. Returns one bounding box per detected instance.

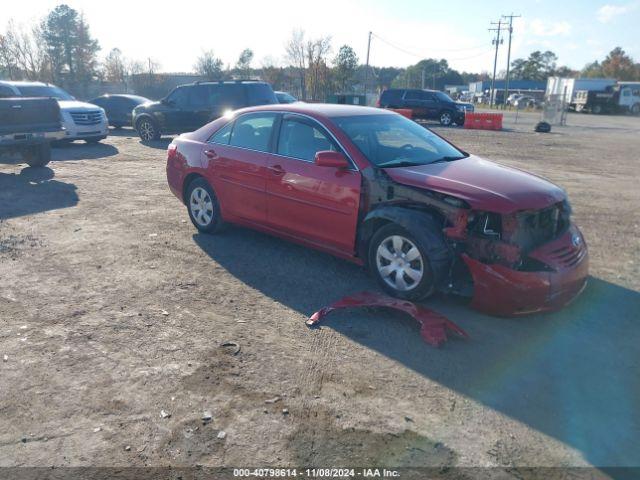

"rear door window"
[229,113,277,152]
[218,84,245,108]
[188,85,210,108]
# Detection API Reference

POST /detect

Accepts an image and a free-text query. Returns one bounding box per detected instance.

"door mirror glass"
[315,151,349,168]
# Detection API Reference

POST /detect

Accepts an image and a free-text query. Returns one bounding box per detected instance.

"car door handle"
[204,149,218,159]
[268,165,285,175]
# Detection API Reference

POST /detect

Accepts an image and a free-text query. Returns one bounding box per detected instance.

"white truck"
[574,82,640,115]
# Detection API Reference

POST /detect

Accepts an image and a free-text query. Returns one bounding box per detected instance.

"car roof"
[0,80,49,87]
[236,103,395,119]
[384,88,439,93]
[94,94,147,99]
[182,80,269,87]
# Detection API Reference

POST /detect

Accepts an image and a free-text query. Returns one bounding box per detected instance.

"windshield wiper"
[430,156,466,164]
[377,160,424,168]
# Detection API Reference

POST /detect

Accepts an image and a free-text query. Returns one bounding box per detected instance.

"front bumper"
[462,225,589,316]
[61,116,109,140]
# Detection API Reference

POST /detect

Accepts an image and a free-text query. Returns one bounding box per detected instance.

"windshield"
[332,114,467,167]
[16,85,75,101]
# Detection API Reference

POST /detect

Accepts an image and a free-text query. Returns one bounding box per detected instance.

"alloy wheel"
[375,235,424,292]
[189,187,214,227]
[440,112,452,126]
[139,120,155,141]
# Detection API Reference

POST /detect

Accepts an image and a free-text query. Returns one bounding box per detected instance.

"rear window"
[246,84,277,106]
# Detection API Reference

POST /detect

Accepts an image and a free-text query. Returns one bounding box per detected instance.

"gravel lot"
[1,111,639,474]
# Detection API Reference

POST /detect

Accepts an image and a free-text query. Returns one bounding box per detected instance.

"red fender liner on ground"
[307,291,468,347]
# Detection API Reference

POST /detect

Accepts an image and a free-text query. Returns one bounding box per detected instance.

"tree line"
[1,4,639,101]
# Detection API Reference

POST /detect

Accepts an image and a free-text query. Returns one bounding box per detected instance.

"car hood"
[383,155,566,214]
[58,100,102,111]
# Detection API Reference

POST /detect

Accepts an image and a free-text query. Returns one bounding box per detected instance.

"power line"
[370,32,490,60]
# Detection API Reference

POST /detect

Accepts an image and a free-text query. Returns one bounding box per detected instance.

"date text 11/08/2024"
[233,468,400,477]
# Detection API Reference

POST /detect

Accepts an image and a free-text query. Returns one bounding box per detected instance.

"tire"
[185,177,225,233]
[22,143,51,167]
[136,117,161,141]
[368,219,451,301]
[438,110,453,126]
[592,104,602,114]
[631,103,640,116]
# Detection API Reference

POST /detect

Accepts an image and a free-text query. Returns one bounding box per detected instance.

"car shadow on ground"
[139,138,173,150]
[52,142,119,161]
[193,227,640,468]
[0,166,79,220]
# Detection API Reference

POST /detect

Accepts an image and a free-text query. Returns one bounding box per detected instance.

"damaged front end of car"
[358,166,589,317]
[444,199,589,316]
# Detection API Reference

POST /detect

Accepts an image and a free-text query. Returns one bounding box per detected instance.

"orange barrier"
[387,108,413,119]
[464,112,503,130]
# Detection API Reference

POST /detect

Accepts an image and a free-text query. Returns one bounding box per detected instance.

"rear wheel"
[439,110,453,126]
[368,220,451,301]
[185,178,225,233]
[136,117,160,141]
[22,143,51,167]
[631,103,640,115]
[592,104,602,114]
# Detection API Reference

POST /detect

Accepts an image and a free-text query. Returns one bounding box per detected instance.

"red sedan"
[166,104,588,316]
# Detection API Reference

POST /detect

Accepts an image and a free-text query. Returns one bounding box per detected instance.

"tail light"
[167,143,178,161]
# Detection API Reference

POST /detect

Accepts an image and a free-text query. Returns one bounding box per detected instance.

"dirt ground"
[1,111,639,476]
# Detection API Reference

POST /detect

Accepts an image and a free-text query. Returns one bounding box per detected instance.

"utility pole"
[502,14,520,108]
[421,68,425,89]
[364,31,372,98]
[488,20,506,107]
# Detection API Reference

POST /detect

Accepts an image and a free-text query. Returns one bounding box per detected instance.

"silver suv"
[0,81,109,143]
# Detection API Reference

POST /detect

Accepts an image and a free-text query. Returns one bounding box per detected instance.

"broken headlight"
[469,212,502,239]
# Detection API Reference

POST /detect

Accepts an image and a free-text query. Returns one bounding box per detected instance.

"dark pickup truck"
[0,97,65,167]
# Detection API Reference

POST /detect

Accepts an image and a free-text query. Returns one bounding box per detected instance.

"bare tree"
[103,48,126,83]
[194,50,224,80]
[0,21,50,81]
[306,36,332,101]
[285,30,307,99]
[260,56,285,90]
[235,48,253,78]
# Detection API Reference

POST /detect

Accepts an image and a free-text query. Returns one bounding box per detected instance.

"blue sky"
[6,0,640,73]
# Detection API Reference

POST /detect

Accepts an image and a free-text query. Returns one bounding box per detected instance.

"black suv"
[378,89,470,126]
[132,80,278,140]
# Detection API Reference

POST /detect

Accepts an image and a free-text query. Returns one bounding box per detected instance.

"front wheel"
[185,178,225,233]
[368,221,450,301]
[439,110,453,126]
[136,117,161,141]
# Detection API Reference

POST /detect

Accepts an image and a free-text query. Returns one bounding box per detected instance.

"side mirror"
[314,151,349,169]
[162,98,174,107]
